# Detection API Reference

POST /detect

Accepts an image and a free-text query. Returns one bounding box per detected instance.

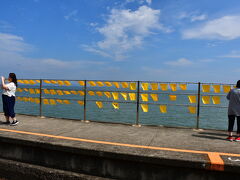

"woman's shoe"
[10,120,19,126]
[226,136,234,141]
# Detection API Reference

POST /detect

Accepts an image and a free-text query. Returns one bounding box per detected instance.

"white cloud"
[0,33,32,53]
[0,32,107,79]
[85,5,170,60]
[182,15,240,40]
[178,12,207,22]
[219,50,240,58]
[164,58,193,66]
[190,14,207,22]
[145,0,152,5]
[64,10,79,21]
[125,0,152,5]
[81,45,112,58]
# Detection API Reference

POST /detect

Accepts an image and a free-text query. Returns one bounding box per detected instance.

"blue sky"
[0,0,240,83]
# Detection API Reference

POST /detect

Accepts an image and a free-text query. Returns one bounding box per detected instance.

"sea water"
[0,83,230,131]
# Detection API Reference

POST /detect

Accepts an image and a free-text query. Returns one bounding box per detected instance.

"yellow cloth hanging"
[151,83,158,90]
[151,94,158,101]
[63,90,71,95]
[35,80,40,83]
[29,89,35,94]
[121,82,129,88]
[213,85,221,93]
[18,80,24,84]
[50,89,57,95]
[179,84,187,90]
[188,95,196,103]
[70,91,78,95]
[96,91,103,96]
[169,95,177,101]
[202,84,210,92]
[188,106,196,114]
[63,100,71,104]
[112,102,119,109]
[202,96,210,104]
[88,81,96,86]
[223,85,231,93]
[44,89,50,94]
[78,81,85,86]
[17,88,23,92]
[160,84,168,91]
[170,84,177,91]
[112,92,119,100]
[78,91,85,96]
[50,99,56,105]
[77,101,84,106]
[113,82,120,88]
[35,89,40,94]
[43,99,49,104]
[56,90,64,95]
[29,97,35,103]
[23,97,29,102]
[88,91,95,96]
[130,82,136,90]
[141,94,148,101]
[104,92,111,98]
[56,99,63,104]
[23,88,28,92]
[34,98,40,104]
[159,105,167,113]
[57,80,64,86]
[96,81,104,87]
[104,82,112,87]
[96,101,103,108]
[64,81,71,86]
[141,104,148,112]
[50,80,57,84]
[141,83,149,91]
[23,80,30,84]
[29,80,36,85]
[120,93,128,100]
[44,80,51,84]
[212,96,221,104]
[129,93,136,101]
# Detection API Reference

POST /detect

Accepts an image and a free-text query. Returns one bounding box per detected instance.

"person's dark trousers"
[228,115,240,134]
[2,94,15,118]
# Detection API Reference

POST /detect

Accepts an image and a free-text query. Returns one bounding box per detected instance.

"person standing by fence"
[1,73,19,126]
[226,80,240,141]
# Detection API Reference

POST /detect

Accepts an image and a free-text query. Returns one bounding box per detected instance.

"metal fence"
[0,79,234,130]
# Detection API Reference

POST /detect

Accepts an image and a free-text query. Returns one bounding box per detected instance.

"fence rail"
[0,79,234,129]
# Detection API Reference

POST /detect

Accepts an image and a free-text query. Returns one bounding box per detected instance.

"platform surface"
[0,113,240,173]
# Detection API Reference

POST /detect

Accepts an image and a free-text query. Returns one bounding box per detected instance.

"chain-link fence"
[0,79,233,130]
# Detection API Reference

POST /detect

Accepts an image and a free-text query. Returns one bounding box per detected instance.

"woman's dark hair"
[9,73,18,87]
[236,80,240,88]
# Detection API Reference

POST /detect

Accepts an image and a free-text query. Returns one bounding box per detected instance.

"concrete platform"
[0,113,240,179]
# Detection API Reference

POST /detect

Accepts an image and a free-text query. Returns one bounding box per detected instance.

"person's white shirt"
[2,82,16,97]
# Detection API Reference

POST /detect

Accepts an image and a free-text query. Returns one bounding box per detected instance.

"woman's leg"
[2,95,10,123]
[228,115,235,137]
[9,96,18,125]
[4,116,10,122]
[236,116,240,136]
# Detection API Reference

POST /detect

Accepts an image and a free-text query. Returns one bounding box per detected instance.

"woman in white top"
[1,73,19,126]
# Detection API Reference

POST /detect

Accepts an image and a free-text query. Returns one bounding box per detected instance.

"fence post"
[39,79,43,117]
[83,80,87,122]
[196,82,201,129]
[135,81,140,126]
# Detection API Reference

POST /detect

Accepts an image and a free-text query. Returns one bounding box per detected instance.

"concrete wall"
[0,137,239,180]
